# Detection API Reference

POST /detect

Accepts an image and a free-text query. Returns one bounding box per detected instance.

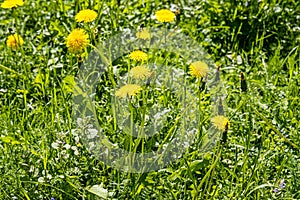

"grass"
[0,0,299,199]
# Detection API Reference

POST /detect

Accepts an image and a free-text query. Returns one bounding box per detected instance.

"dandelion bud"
[78,54,83,63]
[221,121,229,144]
[214,65,220,83]
[240,72,247,92]
[218,97,224,115]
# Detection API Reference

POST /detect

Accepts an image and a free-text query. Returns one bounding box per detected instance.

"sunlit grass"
[0,0,299,199]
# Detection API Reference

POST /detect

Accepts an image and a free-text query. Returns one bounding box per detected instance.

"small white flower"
[77,118,83,126]
[183,141,190,148]
[47,174,52,180]
[236,55,243,65]
[74,150,79,155]
[71,129,77,135]
[89,142,95,150]
[71,146,77,151]
[71,146,79,155]
[61,150,69,159]
[63,153,70,159]
[73,167,80,173]
[38,177,45,183]
[0,89,7,93]
[64,144,71,149]
[87,128,98,139]
[74,136,80,143]
[51,142,59,149]
[29,166,34,173]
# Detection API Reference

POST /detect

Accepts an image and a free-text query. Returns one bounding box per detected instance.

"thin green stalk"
[0,64,23,77]
[205,166,216,200]
[193,142,222,199]
[184,158,198,192]
[246,97,299,149]
[21,181,78,199]
[133,89,149,154]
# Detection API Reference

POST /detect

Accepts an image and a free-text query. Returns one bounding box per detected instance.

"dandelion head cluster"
[130,66,151,79]
[155,9,175,23]
[189,61,209,78]
[136,29,151,40]
[211,115,229,131]
[66,28,89,53]
[128,50,148,62]
[115,84,142,98]
[1,0,24,9]
[75,9,98,23]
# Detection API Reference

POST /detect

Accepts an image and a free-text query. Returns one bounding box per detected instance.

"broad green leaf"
[86,185,108,199]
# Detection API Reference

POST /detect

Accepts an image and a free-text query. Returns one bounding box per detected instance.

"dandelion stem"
[0,64,23,77]
[193,141,222,199]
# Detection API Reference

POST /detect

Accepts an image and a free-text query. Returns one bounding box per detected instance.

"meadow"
[0,0,299,199]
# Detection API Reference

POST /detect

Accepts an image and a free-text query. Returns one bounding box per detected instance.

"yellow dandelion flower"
[211,115,229,131]
[75,9,98,23]
[1,0,24,8]
[116,84,142,98]
[130,66,151,79]
[66,28,89,53]
[6,34,24,50]
[189,61,209,78]
[128,50,147,62]
[155,9,175,23]
[136,29,151,40]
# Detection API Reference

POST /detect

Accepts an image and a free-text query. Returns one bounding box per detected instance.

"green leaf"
[0,136,22,145]
[86,185,108,199]
[0,136,14,143]
[63,75,75,93]
[34,73,49,87]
